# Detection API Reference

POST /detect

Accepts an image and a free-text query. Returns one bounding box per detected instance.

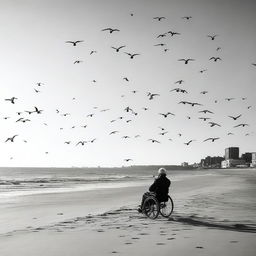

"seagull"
[5,135,18,142]
[168,31,181,36]
[225,98,235,101]
[199,117,211,121]
[207,34,218,40]
[64,141,71,144]
[209,122,221,127]
[159,112,175,118]
[234,123,249,128]
[5,97,17,104]
[34,89,40,93]
[65,40,84,46]
[34,106,43,114]
[124,159,133,162]
[158,127,165,131]
[111,46,126,52]
[122,136,130,139]
[203,137,220,142]
[36,82,44,86]
[148,93,160,100]
[170,88,188,93]
[182,16,192,20]
[178,58,195,64]
[76,141,87,146]
[228,114,242,120]
[189,102,202,107]
[175,80,184,84]
[123,77,129,82]
[199,110,214,114]
[87,114,94,117]
[216,47,221,51]
[125,52,140,59]
[200,91,208,94]
[148,139,160,143]
[184,140,195,145]
[154,43,166,47]
[209,57,221,62]
[90,50,97,55]
[159,131,168,136]
[16,118,31,123]
[101,28,120,33]
[74,60,83,64]
[109,131,119,135]
[153,17,166,21]
[227,132,234,135]
[199,69,207,73]
[157,33,167,38]
[179,101,190,105]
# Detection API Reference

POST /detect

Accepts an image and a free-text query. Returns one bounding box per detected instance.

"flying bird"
[199,117,211,121]
[124,159,133,162]
[209,122,221,127]
[5,97,17,104]
[228,114,242,120]
[125,52,140,59]
[178,58,195,64]
[159,112,175,118]
[65,40,84,46]
[199,110,214,114]
[182,16,192,20]
[148,93,160,100]
[175,80,184,84]
[153,17,166,21]
[102,28,120,33]
[76,141,87,146]
[203,137,220,142]
[225,98,235,101]
[5,135,18,142]
[234,123,249,128]
[168,31,180,36]
[148,139,160,143]
[74,60,83,64]
[207,34,218,40]
[209,57,221,62]
[111,46,126,52]
[184,140,195,145]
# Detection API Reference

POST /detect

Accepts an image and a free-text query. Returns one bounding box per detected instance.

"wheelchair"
[141,193,174,219]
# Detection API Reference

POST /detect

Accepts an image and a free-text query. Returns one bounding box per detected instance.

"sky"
[0,0,256,167]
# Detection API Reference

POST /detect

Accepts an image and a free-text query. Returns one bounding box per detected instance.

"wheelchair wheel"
[159,196,174,218]
[142,196,160,219]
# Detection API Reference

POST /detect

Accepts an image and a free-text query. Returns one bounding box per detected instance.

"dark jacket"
[149,175,171,202]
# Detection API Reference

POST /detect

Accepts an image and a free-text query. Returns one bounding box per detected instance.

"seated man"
[138,167,171,212]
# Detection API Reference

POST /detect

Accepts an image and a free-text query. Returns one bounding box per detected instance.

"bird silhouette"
[189,102,202,107]
[157,33,167,38]
[227,132,234,135]
[65,40,84,46]
[182,16,192,20]
[168,31,180,36]
[184,140,195,145]
[199,117,210,121]
[199,110,214,114]
[36,82,44,86]
[209,57,221,62]
[5,97,17,104]
[199,69,207,73]
[74,60,83,64]
[170,88,188,93]
[148,139,160,143]
[228,114,242,120]
[102,28,120,33]
[154,43,166,47]
[109,131,119,135]
[153,17,166,21]
[34,89,40,93]
[159,131,168,135]
[200,91,208,94]
[111,46,126,52]
[90,50,97,55]
[148,93,160,100]
[123,77,129,82]
[207,34,218,40]
[76,141,87,146]
[5,135,18,142]
[125,52,140,59]
[225,98,235,101]
[234,123,249,128]
[178,58,195,64]
[203,137,220,142]
[175,80,184,84]
[124,159,133,162]
[34,107,43,114]
[64,141,71,144]
[209,122,221,127]
[159,112,175,118]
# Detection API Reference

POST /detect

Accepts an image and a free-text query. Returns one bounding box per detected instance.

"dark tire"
[159,196,174,218]
[142,196,160,219]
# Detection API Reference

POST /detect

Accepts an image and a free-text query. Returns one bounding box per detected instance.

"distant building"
[200,156,224,168]
[221,159,246,168]
[225,147,239,160]
[181,162,189,167]
[251,152,256,167]
[241,152,252,164]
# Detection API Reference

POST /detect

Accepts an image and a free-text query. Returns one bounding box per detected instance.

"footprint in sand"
[167,238,175,240]
[196,246,204,249]
[156,243,165,245]
[111,251,119,254]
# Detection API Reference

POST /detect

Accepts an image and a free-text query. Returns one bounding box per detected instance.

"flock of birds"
[3,13,255,163]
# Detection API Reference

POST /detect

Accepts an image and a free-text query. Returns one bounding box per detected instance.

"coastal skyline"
[1,0,256,167]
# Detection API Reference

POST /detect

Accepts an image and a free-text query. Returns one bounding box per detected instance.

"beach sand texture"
[0,168,256,256]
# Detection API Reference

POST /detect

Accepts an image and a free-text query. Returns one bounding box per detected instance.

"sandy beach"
[0,168,256,256]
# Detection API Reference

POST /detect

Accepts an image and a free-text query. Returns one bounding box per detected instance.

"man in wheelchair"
[138,167,171,213]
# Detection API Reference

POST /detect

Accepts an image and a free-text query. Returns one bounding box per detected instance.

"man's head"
[158,167,167,176]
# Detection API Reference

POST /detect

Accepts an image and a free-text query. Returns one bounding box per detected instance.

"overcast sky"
[0,0,256,167]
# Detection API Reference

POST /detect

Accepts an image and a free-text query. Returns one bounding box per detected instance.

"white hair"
[158,167,167,175]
